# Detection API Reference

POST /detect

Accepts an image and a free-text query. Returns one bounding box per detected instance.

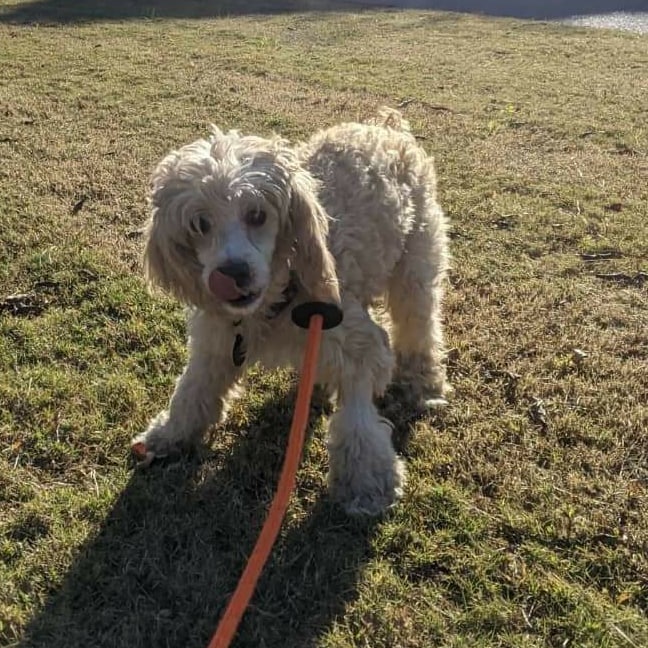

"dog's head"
[143,127,340,317]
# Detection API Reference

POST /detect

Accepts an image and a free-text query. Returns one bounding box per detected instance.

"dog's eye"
[245,209,267,227]
[191,215,211,236]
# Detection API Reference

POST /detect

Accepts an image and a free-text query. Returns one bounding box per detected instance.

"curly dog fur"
[134,108,449,515]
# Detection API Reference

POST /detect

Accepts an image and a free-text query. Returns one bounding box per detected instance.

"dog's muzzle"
[208,263,260,307]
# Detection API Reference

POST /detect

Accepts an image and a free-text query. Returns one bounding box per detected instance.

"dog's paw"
[131,412,188,468]
[380,382,450,420]
[131,441,157,468]
[130,434,184,469]
[329,455,406,516]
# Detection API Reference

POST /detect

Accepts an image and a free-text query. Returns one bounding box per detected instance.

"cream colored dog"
[134,108,449,515]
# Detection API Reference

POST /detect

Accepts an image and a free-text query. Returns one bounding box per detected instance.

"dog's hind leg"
[386,207,449,409]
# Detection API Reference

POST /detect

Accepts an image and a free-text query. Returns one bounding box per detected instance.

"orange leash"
[206,313,324,648]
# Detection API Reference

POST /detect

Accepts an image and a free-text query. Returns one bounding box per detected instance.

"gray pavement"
[346,1,648,33]
[562,11,648,32]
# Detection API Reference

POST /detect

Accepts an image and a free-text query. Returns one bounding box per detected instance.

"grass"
[1,1,647,646]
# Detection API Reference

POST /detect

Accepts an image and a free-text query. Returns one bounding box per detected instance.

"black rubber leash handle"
[291,301,343,330]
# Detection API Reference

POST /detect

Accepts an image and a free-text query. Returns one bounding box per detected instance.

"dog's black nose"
[216,260,251,288]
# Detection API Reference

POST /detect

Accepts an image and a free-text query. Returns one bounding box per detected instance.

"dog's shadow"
[19,384,385,648]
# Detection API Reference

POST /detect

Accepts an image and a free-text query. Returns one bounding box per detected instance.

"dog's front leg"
[324,302,404,515]
[327,373,405,516]
[133,314,240,461]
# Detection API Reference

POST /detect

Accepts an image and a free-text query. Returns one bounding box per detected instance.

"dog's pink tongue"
[208,270,243,301]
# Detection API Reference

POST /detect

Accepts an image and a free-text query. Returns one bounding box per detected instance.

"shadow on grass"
[0,0,358,24]
[1,0,647,23]
[18,391,380,648]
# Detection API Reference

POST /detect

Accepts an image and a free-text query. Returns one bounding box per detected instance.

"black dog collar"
[230,276,299,366]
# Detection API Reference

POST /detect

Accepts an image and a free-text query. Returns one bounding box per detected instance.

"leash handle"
[207,313,324,648]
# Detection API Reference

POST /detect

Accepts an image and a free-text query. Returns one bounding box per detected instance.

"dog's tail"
[366,106,411,132]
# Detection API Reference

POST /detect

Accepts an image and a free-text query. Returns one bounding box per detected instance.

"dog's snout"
[216,260,251,288]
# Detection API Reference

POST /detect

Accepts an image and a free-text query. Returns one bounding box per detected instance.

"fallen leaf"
[528,398,549,432]
[71,196,87,214]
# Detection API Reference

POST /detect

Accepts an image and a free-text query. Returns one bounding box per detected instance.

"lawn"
[0,1,647,647]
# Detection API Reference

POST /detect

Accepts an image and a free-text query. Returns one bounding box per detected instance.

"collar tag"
[232,333,246,367]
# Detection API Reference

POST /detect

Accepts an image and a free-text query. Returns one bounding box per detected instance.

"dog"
[133,108,449,515]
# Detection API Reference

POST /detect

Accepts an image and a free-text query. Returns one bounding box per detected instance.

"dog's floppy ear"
[289,168,341,306]
[142,152,203,305]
